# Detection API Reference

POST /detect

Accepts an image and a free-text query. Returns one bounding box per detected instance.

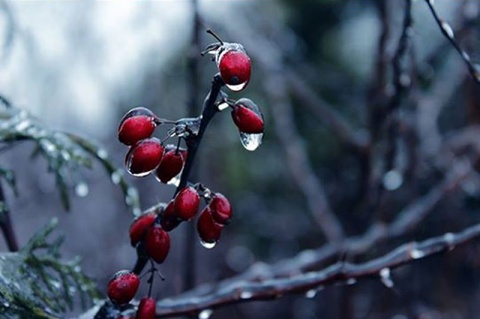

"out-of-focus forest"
[1,0,480,318]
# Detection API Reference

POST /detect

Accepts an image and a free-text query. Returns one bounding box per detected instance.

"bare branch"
[149,222,480,317]
[424,0,480,84]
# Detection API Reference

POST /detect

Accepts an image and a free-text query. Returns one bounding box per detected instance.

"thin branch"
[424,0,480,84]
[0,181,19,252]
[149,222,480,317]
[265,68,345,242]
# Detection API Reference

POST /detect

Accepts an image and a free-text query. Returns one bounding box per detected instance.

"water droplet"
[40,139,57,153]
[75,183,89,197]
[198,309,213,319]
[428,0,435,5]
[50,280,61,289]
[410,248,425,259]
[380,268,394,288]
[441,21,454,39]
[239,132,263,151]
[111,170,122,185]
[217,102,230,111]
[462,51,471,62]
[14,120,30,132]
[200,240,217,249]
[97,149,108,159]
[399,74,411,87]
[166,172,182,187]
[2,301,10,307]
[125,187,139,205]
[240,291,253,299]
[383,170,403,191]
[226,82,248,92]
[443,232,455,250]
[61,150,71,161]
[346,278,357,285]
[305,289,317,299]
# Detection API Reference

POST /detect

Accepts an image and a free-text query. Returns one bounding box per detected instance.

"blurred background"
[1,0,480,318]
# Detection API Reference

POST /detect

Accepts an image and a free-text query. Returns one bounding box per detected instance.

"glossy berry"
[145,225,170,263]
[155,148,185,183]
[217,44,251,91]
[125,138,164,177]
[231,98,264,134]
[197,206,223,245]
[173,187,200,221]
[118,107,157,146]
[136,297,156,319]
[107,270,140,305]
[129,212,156,247]
[160,200,181,231]
[209,193,232,225]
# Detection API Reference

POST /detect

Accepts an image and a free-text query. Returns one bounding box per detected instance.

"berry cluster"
[105,30,264,318]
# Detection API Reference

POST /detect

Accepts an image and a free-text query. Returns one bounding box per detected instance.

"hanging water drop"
[239,132,263,151]
[200,239,217,249]
[166,172,182,187]
[380,268,394,288]
[226,82,248,92]
[346,278,357,285]
[410,248,425,259]
[305,289,317,299]
[240,291,253,299]
[75,183,89,197]
[198,309,213,319]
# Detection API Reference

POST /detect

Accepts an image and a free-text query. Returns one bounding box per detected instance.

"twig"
[424,0,480,84]
[0,181,19,251]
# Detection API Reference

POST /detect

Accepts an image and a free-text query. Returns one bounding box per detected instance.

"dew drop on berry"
[226,82,248,92]
[166,172,182,187]
[200,239,217,249]
[239,132,263,151]
[198,309,213,319]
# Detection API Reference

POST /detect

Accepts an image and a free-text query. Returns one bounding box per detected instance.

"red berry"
[197,206,223,245]
[118,107,157,146]
[145,225,170,263]
[173,187,200,221]
[155,148,185,183]
[125,138,164,177]
[136,297,156,319]
[218,48,251,91]
[231,98,264,134]
[129,213,156,247]
[209,193,232,225]
[160,200,181,231]
[107,270,140,305]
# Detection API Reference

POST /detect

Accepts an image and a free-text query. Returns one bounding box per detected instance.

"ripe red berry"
[125,138,164,177]
[118,107,157,146]
[173,187,200,221]
[136,297,156,319]
[231,98,264,134]
[209,193,232,225]
[145,225,170,263]
[155,148,185,184]
[217,44,251,91]
[197,206,223,246]
[129,212,156,247]
[160,200,181,231]
[107,270,140,305]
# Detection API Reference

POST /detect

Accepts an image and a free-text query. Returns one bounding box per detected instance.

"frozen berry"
[173,187,200,221]
[197,206,223,246]
[145,225,170,263]
[107,270,140,305]
[217,45,251,91]
[155,148,185,184]
[118,107,157,146]
[129,212,156,247]
[231,98,264,134]
[125,138,164,177]
[160,201,181,231]
[209,193,232,225]
[136,297,156,319]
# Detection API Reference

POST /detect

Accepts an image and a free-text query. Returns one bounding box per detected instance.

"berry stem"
[206,29,224,45]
